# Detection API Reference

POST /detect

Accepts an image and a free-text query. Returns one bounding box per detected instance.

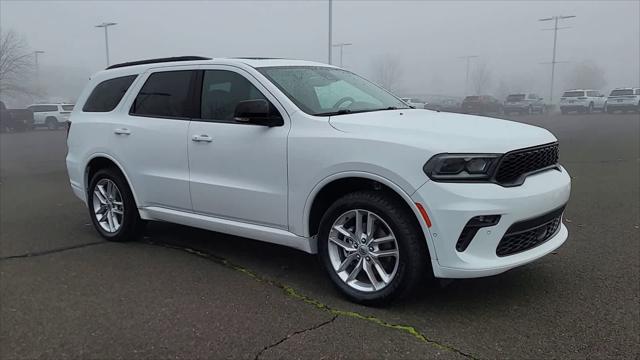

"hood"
[328,109,556,154]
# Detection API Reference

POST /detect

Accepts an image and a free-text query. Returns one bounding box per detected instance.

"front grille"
[495,143,559,186]
[496,206,564,257]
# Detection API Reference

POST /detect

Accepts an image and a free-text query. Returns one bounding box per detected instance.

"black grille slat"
[496,207,564,257]
[495,143,559,185]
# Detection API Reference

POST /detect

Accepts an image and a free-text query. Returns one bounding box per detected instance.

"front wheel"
[318,191,430,305]
[88,167,143,242]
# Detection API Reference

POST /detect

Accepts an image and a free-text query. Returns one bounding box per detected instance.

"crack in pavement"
[143,240,479,360]
[254,315,338,360]
[0,241,106,261]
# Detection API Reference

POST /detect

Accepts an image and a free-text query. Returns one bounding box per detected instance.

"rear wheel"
[45,117,58,130]
[88,167,143,242]
[318,191,430,305]
[587,103,594,114]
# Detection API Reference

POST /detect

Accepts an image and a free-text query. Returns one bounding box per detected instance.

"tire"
[607,107,614,114]
[561,108,568,115]
[587,103,594,114]
[45,117,58,130]
[87,167,143,242]
[317,190,430,306]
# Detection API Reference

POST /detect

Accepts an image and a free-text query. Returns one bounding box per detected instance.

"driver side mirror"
[234,99,284,127]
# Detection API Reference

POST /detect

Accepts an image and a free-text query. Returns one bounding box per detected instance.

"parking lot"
[1,112,638,359]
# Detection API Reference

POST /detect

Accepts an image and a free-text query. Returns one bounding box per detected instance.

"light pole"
[332,43,352,67]
[539,15,575,104]
[95,22,117,66]
[34,50,45,80]
[328,0,332,64]
[458,55,478,96]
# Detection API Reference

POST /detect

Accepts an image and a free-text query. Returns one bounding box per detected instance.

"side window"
[45,105,58,112]
[83,75,137,112]
[131,71,195,118]
[635,89,640,95]
[200,70,273,121]
[528,94,536,100]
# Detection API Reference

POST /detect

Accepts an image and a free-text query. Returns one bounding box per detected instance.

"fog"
[1,0,638,106]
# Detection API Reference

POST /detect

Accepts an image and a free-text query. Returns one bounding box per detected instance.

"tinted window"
[30,105,58,112]
[610,89,634,96]
[562,91,585,97]
[200,70,272,121]
[83,75,137,112]
[507,94,525,101]
[130,71,194,118]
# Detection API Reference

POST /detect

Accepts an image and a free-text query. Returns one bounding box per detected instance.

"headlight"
[423,154,501,181]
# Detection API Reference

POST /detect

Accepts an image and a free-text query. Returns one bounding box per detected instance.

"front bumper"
[560,104,587,111]
[412,166,571,278]
[504,104,528,112]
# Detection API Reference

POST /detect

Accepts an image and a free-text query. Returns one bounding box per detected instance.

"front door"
[188,67,289,229]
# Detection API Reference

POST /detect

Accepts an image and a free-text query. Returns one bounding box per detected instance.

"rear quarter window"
[83,75,138,112]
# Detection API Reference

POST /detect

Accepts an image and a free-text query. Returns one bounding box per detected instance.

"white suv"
[606,88,640,113]
[66,57,571,305]
[27,103,74,129]
[559,89,606,114]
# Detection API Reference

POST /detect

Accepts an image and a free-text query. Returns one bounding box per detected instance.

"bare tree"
[371,55,403,92]
[564,61,607,90]
[0,28,34,98]
[471,62,492,95]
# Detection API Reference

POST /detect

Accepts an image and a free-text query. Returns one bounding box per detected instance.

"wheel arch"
[84,153,141,208]
[303,172,434,258]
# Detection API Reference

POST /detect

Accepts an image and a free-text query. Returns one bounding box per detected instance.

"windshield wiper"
[315,107,406,116]
[314,109,354,116]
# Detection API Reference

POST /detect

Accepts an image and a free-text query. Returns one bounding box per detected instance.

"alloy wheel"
[92,178,124,233]
[327,209,400,292]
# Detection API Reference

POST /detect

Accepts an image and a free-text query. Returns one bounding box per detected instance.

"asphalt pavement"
[1,112,638,359]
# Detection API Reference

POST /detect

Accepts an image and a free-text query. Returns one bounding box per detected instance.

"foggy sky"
[1,0,639,102]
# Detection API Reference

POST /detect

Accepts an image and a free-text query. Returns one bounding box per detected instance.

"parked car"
[400,97,427,109]
[559,89,606,114]
[461,95,502,115]
[426,99,462,113]
[503,93,546,115]
[27,103,74,130]
[0,101,34,132]
[606,88,640,113]
[67,56,570,305]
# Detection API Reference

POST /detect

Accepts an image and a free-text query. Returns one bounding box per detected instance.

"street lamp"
[328,0,333,64]
[95,22,117,66]
[332,43,352,67]
[458,55,478,96]
[34,50,45,80]
[539,15,575,104]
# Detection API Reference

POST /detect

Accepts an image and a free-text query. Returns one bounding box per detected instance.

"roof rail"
[105,56,212,70]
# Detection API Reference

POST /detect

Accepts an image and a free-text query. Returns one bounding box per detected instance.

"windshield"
[507,94,526,101]
[257,66,408,116]
[610,89,633,96]
[563,91,585,97]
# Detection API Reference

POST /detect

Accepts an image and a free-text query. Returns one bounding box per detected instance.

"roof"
[103,56,332,72]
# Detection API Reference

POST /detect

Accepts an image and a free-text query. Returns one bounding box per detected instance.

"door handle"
[114,128,131,135]
[192,134,213,142]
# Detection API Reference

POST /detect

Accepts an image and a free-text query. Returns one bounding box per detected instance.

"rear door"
[187,66,289,229]
[113,68,196,210]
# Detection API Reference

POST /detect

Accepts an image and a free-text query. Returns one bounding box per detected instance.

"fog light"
[456,215,501,252]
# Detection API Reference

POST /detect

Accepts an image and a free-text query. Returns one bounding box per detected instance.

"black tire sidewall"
[87,168,140,241]
[317,191,428,305]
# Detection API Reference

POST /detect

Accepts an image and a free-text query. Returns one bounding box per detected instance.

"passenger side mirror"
[234,99,284,127]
